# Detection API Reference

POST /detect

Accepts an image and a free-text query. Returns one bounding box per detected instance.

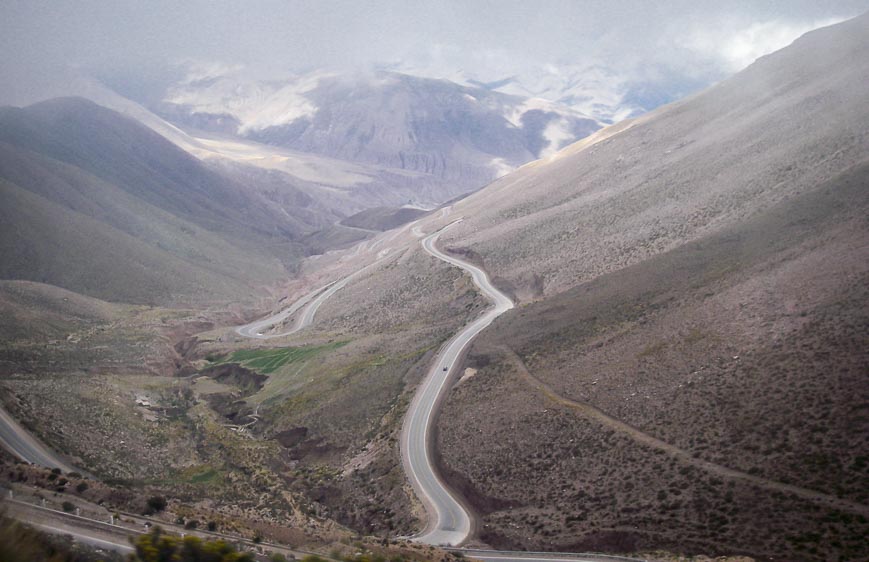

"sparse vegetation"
[0,514,124,562]
[437,164,869,559]
[130,527,254,562]
[226,342,348,374]
[146,495,167,514]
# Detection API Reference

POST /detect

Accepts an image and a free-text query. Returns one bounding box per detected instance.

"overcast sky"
[1,1,867,104]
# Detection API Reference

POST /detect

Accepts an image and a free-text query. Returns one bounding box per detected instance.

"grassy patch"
[188,467,219,484]
[227,341,348,374]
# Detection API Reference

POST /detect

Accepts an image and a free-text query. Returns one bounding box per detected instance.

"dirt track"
[501,346,869,517]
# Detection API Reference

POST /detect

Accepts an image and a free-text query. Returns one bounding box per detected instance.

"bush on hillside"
[130,527,254,562]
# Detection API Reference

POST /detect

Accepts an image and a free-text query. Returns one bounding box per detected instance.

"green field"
[227,341,348,374]
[188,467,219,484]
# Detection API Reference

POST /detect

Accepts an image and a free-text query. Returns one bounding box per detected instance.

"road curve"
[236,259,384,339]
[0,405,77,473]
[401,220,514,546]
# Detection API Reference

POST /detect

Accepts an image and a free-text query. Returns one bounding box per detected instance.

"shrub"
[146,495,168,514]
[131,527,254,562]
[61,501,75,513]
[75,482,88,493]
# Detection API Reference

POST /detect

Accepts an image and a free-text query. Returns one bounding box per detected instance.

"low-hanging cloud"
[680,17,849,72]
[0,1,865,108]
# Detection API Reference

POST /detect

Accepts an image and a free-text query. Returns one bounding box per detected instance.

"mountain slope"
[0,98,305,249]
[421,13,869,559]
[287,12,869,560]
[0,98,314,304]
[435,14,869,302]
[11,76,451,212]
[440,161,869,558]
[160,70,602,192]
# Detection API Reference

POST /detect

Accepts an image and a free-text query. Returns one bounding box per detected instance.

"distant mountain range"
[0,65,612,306]
[155,69,602,187]
[10,66,617,213]
[380,59,716,124]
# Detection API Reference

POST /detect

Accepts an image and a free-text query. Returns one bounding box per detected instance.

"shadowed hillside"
[340,206,429,231]
[0,98,329,305]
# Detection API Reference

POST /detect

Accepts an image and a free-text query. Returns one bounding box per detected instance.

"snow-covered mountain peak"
[165,68,333,134]
[153,68,603,188]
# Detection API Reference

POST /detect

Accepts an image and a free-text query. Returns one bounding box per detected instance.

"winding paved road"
[401,220,514,546]
[461,551,642,562]
[3,497,317,560]
[7,496,640,562]
[235,258,383,339]
[0,219,646,562]
[233,220,518,545]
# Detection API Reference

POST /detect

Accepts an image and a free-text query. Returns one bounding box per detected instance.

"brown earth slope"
[438,162,869,560]
[435,14,869,303]
[422,13,869,562]
[234,14,869,554]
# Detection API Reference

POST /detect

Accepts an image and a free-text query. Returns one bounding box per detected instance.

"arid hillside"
[439,163,868,559]
[0,97,335,306]
[2,11,868,562]
[211,14,869,556]
[434,13,869,303]
[422,13,869,562]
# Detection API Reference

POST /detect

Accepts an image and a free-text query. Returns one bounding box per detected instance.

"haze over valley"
[1,3,867,562]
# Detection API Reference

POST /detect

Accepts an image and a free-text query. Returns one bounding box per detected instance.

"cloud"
[174,59,245,85]
[679,17,847,72]
[1,1,863,111]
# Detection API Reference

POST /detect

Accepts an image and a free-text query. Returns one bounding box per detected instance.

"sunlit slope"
[438,13,869,302]
[424,14,869,559]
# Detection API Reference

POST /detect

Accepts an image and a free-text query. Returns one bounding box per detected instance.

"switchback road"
[235,258,384,339]
[401,220,514,546]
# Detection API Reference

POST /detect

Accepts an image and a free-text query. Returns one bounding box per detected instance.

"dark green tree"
[145,496,167,514]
